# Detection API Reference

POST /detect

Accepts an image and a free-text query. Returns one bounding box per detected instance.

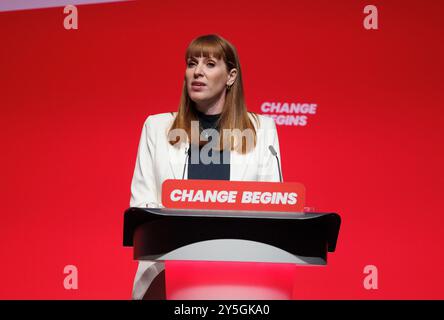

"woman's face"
[185,55,236,109]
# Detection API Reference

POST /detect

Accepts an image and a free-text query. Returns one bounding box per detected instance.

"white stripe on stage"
[0,0,131,12]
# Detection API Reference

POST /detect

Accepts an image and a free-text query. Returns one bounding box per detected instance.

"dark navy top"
[187,109,231,180]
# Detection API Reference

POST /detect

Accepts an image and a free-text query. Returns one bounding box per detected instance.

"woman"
[129,34,283,299]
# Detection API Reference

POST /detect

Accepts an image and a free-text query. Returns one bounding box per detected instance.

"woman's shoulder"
[143,111,275,130]
[247,112,276,130]
[143,112,176,127]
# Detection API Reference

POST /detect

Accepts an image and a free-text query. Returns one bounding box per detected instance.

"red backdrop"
[0,0,443,299]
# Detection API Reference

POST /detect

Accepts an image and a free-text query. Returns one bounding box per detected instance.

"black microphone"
[268,145,283,182]
[181,144,191,179]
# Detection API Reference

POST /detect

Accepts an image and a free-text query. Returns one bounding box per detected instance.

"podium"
[123,207,341,299]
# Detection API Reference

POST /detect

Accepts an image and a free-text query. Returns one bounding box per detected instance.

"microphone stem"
[275,155,283,182]
[182,146,189,179]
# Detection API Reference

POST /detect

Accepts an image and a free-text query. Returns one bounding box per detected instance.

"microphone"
[268,145,283,182]
[181,144,190,179]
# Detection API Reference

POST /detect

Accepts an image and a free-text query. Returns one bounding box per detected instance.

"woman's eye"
[187,61,215,67]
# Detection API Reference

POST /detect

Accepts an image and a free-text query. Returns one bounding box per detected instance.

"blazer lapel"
[168,142,188,180]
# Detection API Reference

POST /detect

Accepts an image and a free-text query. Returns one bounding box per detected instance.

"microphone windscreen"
[268,145,277,156]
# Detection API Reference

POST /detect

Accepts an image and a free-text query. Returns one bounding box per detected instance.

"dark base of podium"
[142,271,166,300]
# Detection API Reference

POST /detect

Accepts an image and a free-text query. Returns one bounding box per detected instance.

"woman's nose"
[194,63,204,76]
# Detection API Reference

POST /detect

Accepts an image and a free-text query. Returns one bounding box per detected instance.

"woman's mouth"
[191,83,206,91]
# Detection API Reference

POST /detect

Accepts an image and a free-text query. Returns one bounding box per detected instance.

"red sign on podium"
[162,179,305,212]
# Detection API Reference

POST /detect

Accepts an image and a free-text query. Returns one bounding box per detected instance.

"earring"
[226,83,231,90]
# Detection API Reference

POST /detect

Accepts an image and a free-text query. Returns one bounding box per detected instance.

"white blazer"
[129,111,283,299]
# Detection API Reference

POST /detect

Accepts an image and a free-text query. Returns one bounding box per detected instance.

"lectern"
[123,207,341,299]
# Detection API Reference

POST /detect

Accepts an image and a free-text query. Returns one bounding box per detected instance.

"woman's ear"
[227,68,238,86]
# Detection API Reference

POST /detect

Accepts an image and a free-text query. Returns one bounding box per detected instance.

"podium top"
[137,207,326,219]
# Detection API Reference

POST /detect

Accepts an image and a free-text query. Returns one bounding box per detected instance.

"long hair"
[168,34,258,154]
